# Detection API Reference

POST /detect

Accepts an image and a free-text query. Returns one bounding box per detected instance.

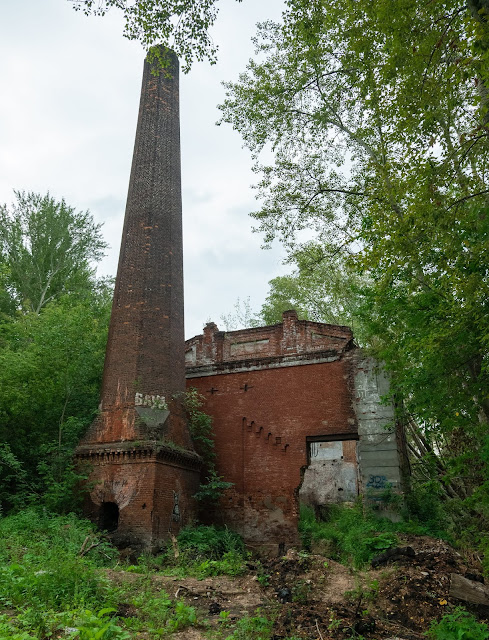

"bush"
[176,524,244,561]
[299,503,398,567]
[194,551,246,577]
[145,524,247,578]
[402,480,452,539]
[426,608,489,640]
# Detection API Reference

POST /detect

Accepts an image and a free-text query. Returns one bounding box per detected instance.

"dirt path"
[108,536,488,639]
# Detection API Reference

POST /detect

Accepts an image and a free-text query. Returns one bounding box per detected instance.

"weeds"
[0,509,117,567]
[291,579,312,604]
[0,510,118,617]
[185,388,234,506]
[344,579,379,604]
[224,613,273,640]
[255,561,271,587]
[299,503,398,567]
[0,511,208,638]
[426,608,489,639]
[0,614,37,639]
[327,610,341,632]
[166,601,197,632]
[115,577,199,636]
[176,524,244,560]
[75,608,130,640]
[146,524,247,578]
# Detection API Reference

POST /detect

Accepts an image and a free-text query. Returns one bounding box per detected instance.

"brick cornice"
[75,440,201,470]
[186,348,347,379]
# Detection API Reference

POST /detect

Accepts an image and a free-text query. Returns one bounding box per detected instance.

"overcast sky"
[0,0,287,338]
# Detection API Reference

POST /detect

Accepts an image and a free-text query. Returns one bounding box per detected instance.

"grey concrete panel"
[358,450,400,466]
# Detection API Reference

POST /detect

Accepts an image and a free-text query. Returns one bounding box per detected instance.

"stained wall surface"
[78,448,200,547]
[184,310,405,547]
[76,50,200,548]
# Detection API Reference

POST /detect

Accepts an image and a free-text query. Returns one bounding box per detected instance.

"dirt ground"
[109,535,489,639]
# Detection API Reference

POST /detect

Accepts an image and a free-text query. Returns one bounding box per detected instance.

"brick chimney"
[76,49,200,548]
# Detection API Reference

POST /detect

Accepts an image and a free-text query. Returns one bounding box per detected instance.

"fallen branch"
[450,573,489,606]
[315,619,324,640]
[79,535,90,556]
[79,539,103,557]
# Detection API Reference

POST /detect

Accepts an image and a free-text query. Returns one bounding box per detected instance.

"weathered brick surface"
[185,312,360,546]
[81,50,189,449]
[76,50,199,547]
[185,310,353,368]
[79,447,201,547]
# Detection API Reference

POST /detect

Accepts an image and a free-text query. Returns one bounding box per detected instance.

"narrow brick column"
[76,50,200,547]
[83,50,190,447]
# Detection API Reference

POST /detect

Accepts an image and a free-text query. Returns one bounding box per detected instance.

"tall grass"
[0,509,120,638]
[299,503,399,567]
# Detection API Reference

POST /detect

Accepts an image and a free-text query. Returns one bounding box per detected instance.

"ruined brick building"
[185,311,407,546]
[76,49,406,549]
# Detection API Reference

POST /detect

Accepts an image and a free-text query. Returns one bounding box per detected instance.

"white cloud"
[0,0,287,338]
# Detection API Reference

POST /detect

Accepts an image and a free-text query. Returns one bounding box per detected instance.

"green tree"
[259,247,366,339]
[0,191,107,314]
[0,191,111,511]
[219,0,489,535]
[0,287,111,512]
[72,0,243,72]
[220,297,261,331]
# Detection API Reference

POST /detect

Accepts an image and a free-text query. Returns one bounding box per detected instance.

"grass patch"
[0,509,122,638]
[119,580,198,636]
[0,509,118,611]
[135,524,248,578]
[299,503,399,567]
[299,499,456,568]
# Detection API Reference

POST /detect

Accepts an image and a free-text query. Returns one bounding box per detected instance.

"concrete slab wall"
[351,353,402,501]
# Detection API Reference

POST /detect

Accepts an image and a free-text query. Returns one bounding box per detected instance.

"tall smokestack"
[98,48,188,445]
[77,50,200,547]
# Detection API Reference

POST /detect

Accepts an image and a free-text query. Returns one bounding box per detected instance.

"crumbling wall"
[185,310,353,368]
[185,312,358,547]
[78,444,201,549]
[299,439,358,506]
[184,312,408,545]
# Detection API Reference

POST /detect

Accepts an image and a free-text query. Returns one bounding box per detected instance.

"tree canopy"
[0,191,107,314]
[220,0,489,536]
[72,0,243,72]
[0,192,111,512]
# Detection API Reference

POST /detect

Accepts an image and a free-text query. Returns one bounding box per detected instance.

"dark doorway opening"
[99,501,119,532]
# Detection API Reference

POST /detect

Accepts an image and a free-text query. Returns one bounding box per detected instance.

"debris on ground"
[109,534,488,639]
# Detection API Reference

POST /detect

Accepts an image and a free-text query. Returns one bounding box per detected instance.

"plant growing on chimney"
[184,388,233,506]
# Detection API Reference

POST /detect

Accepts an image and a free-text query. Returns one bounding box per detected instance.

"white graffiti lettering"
[134,393,168,410]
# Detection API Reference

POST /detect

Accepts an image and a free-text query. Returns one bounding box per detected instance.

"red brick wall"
[186,310,353,368]
[186,353,357,545]
[80,448,200,548]
[81,49,190,450]
[76,50,201,548]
